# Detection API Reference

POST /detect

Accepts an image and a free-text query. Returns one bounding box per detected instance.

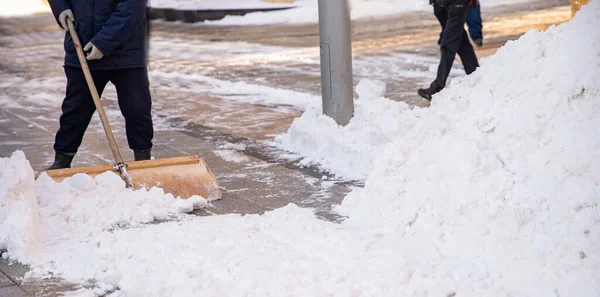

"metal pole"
[318,0,354,126]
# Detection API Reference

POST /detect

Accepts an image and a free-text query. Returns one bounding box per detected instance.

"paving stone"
[20,280,80,297]
[205,191,269,216]
[0,260,80,297]
[0,271,14,288]
[0,285,29,297]
[0,260,29,285]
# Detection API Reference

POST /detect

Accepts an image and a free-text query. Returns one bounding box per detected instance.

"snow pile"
[0,151,207,269]
[0,151,41,263]
[30,204,408,297]
[0,2,598,297]
[276,79,422,180]
[275,1,600,294]
[306,2,600,295]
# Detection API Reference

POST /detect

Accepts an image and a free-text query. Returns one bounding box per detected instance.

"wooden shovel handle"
[66,19,125,165]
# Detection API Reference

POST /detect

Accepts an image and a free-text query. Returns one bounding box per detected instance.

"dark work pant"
[437,5,483,44]
[434,2,479,88]
[54,67,154,153]
[466,5,483,40]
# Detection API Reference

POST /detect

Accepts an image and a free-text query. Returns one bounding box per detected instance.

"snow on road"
[199,0,538,25]
[0,1,598,297]
[0,0,538,24]
[0,0,50,17]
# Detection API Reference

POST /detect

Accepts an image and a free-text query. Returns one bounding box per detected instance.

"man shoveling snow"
[46,0,154,169]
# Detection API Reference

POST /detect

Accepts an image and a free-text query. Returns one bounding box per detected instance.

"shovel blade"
[38,156,221,201]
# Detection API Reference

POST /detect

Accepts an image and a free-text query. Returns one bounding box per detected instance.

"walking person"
[419,0,480,101]
[438,2,484,47]
[47,0,153,169]
[466,3,483,47]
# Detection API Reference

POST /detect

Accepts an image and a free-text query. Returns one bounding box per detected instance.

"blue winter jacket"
[48,0,148,70]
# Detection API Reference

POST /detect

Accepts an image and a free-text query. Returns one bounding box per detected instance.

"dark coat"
[48,0,148,70]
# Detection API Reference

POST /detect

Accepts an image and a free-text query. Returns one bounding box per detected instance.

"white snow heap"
[275,83,423,180]
[279,1,599,295]
[355,78,387,101]
[0,151,208,267]
[337,2,600,295]
[0,151,41,263]
[0,2,598,297]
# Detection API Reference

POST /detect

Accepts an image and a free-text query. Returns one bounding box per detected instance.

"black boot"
[46,151,75,170]
[418,81,443,101]
[133,149,152,161]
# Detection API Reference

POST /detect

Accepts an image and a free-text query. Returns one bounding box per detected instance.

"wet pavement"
[0,1,570,295]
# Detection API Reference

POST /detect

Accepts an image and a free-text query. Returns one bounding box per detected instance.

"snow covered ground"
[149,0,294,9]
[1,0,537,23]
[1,1,598,296]
[0,0,50,17]
[180,0,539,25]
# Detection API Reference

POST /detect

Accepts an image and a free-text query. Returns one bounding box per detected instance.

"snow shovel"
[38,19,221,201]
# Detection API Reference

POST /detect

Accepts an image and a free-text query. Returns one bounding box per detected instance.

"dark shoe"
[417,81,443,101]
[473,38,483,47]
[46,151,75,170]
[133,149,152,161]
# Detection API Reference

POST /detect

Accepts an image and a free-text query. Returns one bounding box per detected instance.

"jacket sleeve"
[90,0,147,57]
[47,0,71,28]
